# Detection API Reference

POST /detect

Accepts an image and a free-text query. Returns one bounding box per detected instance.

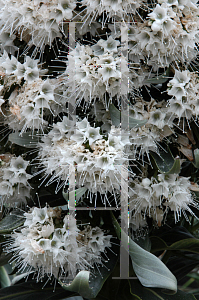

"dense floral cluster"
[0,0,76,52]
[39,117,131,194]
[5,206,112,279]
[60,36,130,106]
[130,174,198,229]
[0,52,66,132]
[167,69,199,121]
[0,155,32,206]
[0,0,199,288]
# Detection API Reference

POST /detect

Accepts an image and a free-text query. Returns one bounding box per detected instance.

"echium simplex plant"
[1,0,199,299]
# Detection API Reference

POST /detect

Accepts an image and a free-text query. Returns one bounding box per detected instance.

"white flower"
[148,4,176,33]
[129,100,173,159]
[85,127,102,145]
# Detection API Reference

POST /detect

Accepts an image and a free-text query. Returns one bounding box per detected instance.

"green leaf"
[11,272,34,285]
[150,236,168,254]
[151,237,199,254]
[167,253,199,281]
[129,279,197,300]
[151,150,181,174]
[0,209,25,234]
[135,234,151,252]
[59,271,92,298]
[169,238,199,253]
[0,280,76,300]
[61,187,87,209]
[193,149,199,168]
[143,69,170,85]
[109,104,147,129]
[0,253,12,267]
[111,213,177,293]
[108,280,141,300]
[8,132,40,148]
[62,297,83,300]
[0,266,11,288]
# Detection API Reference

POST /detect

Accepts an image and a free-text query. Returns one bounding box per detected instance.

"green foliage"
[61,187,88,208]
[129,280,197,300]
[109,104,147,129]
[0,280,77,300]
[8,132,40,148]
[143,69,170,85]
[0,209,25,234]
[151,150,181,174]
[111,213,177,293]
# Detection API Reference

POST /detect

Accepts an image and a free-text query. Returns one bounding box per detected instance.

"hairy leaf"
[144,69,170,85]
[193,149,199,168]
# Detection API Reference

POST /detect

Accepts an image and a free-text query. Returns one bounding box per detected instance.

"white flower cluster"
[4,78,58,133]
[39,117,130,195]
[167,69,199,121]
[123,99,174,159]
[126,1,199,69]
[6,206,112,279]
[80,0,144,24]
[0,53,42,83]
[0,52,67,133]
[0,0,76,52]
[130,174,198,228]
[60,36,130,106]
[0,155,32,206]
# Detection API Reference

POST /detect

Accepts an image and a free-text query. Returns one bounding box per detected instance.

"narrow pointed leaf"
[0,210,25,234]
[151,151,181,174]
[0,253,12,267]
[169,238,199,253]
[151,237,199,254]
[111,213,177,292]
[0,266,11,288]
[144,69,170,85]
[9,132,40,148]
[11,272,34,285]
[193,149,199,168]
[0,280,75,300]
[109,104,147,129]
[129,279,196,300]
